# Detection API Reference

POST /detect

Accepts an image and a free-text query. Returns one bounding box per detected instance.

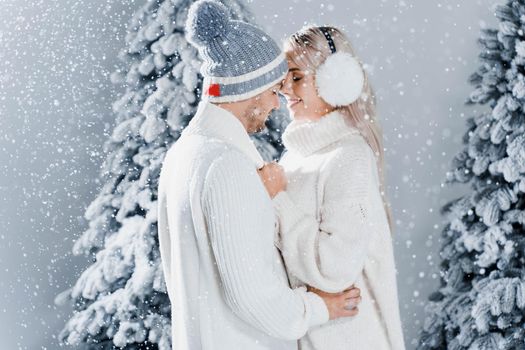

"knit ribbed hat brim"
[203,53,288,102]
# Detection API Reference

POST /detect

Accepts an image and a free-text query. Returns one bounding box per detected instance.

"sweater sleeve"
[201,149,329,340]
[273,141,376,293]
[157,150,173,300]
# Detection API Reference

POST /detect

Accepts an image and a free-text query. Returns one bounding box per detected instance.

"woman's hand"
[257,162,287,198]
[308,285,361,320]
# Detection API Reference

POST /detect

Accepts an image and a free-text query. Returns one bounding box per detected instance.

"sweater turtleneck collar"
[282,110,360,157]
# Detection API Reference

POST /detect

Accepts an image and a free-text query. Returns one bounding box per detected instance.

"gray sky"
[1,0,497,348]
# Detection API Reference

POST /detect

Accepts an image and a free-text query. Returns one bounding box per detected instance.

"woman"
[272,26,405,349]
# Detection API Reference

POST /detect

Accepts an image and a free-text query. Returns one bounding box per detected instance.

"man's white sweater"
[157,101,329,350]
[273,111,406,350]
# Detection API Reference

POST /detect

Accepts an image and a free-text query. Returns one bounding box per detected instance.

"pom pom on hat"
[186,0,231,47]
[315,52,365,106]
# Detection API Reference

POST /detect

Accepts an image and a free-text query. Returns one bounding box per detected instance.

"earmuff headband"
[320,27,337,54]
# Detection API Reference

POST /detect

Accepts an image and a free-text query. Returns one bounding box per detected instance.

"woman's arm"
[274,141,376,293]
[201,149,332,340]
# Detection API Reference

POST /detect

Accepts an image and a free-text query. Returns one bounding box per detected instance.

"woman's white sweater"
[273,111,406,350]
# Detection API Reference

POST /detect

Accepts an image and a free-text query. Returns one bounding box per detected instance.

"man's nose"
[273,92,281,110]
[280,76,292,95]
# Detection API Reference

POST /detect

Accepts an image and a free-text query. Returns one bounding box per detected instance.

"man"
[157,1,360,349]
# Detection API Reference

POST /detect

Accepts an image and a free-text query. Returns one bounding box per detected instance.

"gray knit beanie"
[185,0,288,103]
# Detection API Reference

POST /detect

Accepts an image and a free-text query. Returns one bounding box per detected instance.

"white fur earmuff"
[315,52,365,107]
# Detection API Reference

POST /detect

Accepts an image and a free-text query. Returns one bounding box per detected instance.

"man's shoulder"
[168,133,222,155]
[166,133,255,175]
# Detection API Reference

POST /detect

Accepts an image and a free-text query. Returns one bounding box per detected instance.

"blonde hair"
[284,25,394,232]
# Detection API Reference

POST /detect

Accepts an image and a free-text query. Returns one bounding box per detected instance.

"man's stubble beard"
[243,101,268,133]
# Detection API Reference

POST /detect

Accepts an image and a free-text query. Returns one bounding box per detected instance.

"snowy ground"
[1,0,497,348]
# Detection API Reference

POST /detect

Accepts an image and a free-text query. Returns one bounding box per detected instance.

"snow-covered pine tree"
[54,1,288,349]
[418,2,525,349]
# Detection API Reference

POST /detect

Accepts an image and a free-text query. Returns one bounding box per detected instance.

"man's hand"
[309,285,361,320]
[257,162,287,198]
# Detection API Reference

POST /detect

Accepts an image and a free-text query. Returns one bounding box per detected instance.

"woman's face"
[280,55,334,121]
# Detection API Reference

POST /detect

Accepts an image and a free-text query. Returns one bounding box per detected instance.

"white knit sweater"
[273,111,406,350]
[157,101,329,350]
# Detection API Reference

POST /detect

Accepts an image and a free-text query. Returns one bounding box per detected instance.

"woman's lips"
[287,99,301,109]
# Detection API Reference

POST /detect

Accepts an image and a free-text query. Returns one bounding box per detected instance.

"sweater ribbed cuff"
[304,290,330,327]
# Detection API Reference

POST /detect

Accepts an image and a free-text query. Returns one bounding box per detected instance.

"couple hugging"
[157,0,405,349]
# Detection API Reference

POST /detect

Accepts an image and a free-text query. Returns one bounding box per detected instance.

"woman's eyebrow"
[288,68,300,72]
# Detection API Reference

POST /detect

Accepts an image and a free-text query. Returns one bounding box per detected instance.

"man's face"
[242,83,281,133]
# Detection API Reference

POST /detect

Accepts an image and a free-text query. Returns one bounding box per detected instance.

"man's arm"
[201,150,356,340]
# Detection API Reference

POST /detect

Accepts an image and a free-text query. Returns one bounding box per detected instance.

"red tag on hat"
[207,84,221,97]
